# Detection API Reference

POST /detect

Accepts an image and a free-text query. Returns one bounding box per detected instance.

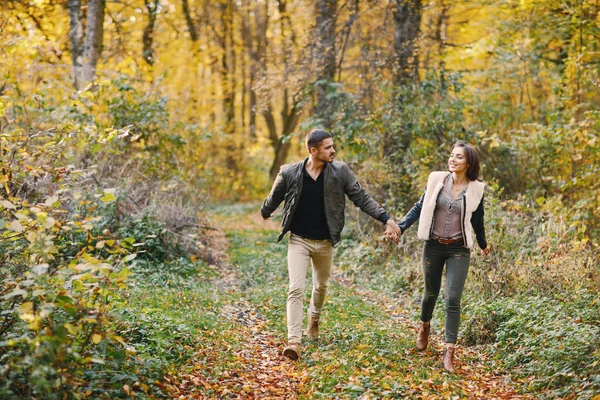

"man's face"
[311,138,336,163]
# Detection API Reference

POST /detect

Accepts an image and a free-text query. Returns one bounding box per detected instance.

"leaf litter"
[164,204,537,399]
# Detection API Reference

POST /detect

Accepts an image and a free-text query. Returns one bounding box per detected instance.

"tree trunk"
[255,0,302,180]
[218,1,234,130]
[253,1,270,139]
[182,0,199,42]
[81,0,106,86]
[225,0,235,131]
[391,0,421,86]
[265,95,302,181]
[248,65,257,138]
[336,0,359,82]
[143,0,160,65]
[241,1,253,137]
[433,0,449,90]
[315,0,337,129]
[242,0,268,140]
[67,0,84,89]
[436,0,449,61]
[219,0,237,170]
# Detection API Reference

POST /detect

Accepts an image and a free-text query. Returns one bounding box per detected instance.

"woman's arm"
[398,191,425,234]
[470,196,488,250]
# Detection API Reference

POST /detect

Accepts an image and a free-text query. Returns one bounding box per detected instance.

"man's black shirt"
[290,165,331,240]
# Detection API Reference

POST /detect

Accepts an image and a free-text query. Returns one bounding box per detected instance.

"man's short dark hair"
[305,129,332,151]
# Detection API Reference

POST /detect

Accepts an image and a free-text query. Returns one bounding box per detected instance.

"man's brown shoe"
[306,314,319,341]
[283,342,300,360]
[416,322,430,351]
[442,347,456,373]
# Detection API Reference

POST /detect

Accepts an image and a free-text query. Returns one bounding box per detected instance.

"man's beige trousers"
[287,234,333,343]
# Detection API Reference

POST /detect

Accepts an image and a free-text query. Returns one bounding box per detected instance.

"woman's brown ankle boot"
[416,323,430,351]
[442,347,456,373]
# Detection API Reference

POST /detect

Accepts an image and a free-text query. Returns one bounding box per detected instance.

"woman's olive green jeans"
[421,240,471,344]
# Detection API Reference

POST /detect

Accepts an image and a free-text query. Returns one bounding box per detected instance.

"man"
[261,129,401,360]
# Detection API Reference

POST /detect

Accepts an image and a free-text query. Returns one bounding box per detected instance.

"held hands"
[480,243,492,256]
[384,219,402,244]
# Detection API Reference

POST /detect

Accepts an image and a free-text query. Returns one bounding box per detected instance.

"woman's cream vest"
[417,171,485,249]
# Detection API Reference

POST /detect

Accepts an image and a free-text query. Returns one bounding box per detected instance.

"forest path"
[166,203,529,399]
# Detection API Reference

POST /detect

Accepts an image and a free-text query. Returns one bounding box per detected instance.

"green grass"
[219,212,475,399]
[115,202,600,399]
[110,257,246,397]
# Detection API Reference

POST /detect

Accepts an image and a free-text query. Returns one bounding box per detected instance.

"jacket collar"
[301,157,330,179]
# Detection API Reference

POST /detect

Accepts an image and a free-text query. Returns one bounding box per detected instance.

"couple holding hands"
[261,129,491,373]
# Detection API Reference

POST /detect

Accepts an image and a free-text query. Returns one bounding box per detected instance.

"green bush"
[478,110,600,240]
[118,213,176,263]
[0,191,143,398]
[0,90,165,398]
[461,301,514,346]
[462,293,600,398]
[129,257,216,287]
[467,184,599,297]
[334,236,421,295]
[106,77,170,146]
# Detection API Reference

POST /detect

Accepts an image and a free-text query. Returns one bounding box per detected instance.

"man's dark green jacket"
[260,159,389,246]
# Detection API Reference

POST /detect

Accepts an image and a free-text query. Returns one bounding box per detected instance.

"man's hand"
[384,219,401,244]
[480,243,492,256]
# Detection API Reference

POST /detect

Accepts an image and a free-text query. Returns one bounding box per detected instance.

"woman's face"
[448,146,468,174]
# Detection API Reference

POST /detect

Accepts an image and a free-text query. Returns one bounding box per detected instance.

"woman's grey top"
[431,175,465,240]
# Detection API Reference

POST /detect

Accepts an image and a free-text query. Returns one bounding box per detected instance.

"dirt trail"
[330,270,532,399]
[166,210,304,399]
[169,299,305,399]
[166,206,531,399]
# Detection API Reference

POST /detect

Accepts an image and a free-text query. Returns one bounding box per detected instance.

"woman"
[393,140,491,373]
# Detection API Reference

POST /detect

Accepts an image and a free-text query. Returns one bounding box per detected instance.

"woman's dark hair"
[305,129,332,151]
[452,140,481,181]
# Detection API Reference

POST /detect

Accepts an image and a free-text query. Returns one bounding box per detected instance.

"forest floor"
[161,203,533,399]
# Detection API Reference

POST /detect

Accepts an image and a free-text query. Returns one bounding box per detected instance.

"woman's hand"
[480,244,492,256]
[385,231,400,244]
[384,220,401,244]
[385,218,402,244]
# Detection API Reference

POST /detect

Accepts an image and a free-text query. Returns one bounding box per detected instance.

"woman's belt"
[433,237,464,244]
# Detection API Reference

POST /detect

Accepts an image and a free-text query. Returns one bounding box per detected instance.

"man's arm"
[343,165,401,239]
[260,167,287,219]
[343,165,387,220]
